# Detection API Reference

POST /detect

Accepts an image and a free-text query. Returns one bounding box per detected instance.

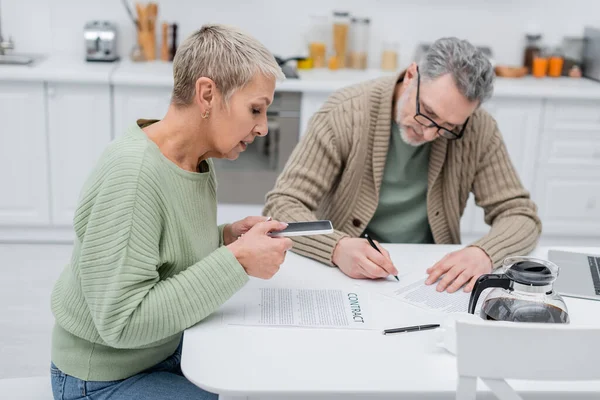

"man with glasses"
[263,37,541,293]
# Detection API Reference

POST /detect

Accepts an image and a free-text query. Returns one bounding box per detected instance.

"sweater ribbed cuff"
[199,246,249,293]
[470,240,506,269]
[291,229,349,267]
[218,223,228,246]
[470,217,539,268]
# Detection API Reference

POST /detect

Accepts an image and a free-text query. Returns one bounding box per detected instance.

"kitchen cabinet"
[533,99,600,237]
[300,92,329,136]
[462,98,543,236]
[534,168,600,236]
[0,82,50,226]
[538,99,600,168]
[46,83,112,226]
[113,85,172,136]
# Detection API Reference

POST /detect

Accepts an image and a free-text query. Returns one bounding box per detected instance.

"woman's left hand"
[223,216,272,245]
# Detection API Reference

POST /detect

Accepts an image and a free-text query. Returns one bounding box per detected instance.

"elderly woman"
[49,24,292,400]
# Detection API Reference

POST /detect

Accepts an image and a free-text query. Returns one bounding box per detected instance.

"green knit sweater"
[50,121,249,381]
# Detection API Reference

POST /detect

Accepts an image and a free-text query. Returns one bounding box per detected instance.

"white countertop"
[294,69,600,99]
[3,55,600,99]
[492,75,600,99]
[111,61,600,99]
[0,55,115,83]
[111,59,174,86]
[109,59,395,89]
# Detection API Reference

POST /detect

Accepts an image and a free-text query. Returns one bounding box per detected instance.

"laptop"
[548,249,600,301]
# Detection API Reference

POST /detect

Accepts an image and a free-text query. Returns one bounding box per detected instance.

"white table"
[181,244,600,399]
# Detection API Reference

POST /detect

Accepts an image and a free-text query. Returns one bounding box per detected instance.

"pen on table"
[364,233,399,281]
[382,324,440,335]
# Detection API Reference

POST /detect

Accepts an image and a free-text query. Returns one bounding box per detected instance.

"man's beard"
[395,89,426,148]
[398,126,426,148]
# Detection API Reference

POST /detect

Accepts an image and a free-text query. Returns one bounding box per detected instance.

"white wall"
[2,0,599,67]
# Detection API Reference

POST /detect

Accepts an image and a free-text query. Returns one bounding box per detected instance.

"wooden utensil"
[135,2,157,61]
[135,3,146,31]
[147,3,158,60]
[161,22,169,61]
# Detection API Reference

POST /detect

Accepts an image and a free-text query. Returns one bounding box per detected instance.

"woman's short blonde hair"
[172,24,285,106]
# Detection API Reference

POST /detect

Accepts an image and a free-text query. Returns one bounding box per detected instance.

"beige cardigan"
[263,74,542,268]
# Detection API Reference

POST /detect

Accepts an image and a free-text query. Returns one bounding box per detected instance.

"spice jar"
[381,41,399,71]
[332,11,350,69]
[308,14,329,69]
[348,17,370,69]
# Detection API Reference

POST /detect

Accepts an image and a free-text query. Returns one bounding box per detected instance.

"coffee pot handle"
[468,274,512,314]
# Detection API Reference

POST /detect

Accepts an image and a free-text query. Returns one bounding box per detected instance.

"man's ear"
[194,77,216,110]
[398,62,418,92]
[404,62,418,84]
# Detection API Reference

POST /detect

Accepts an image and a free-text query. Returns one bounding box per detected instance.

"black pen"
[382,324,440,335]
[364,233,399,281]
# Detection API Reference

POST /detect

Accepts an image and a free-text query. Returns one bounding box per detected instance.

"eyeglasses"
[414,67,469,140]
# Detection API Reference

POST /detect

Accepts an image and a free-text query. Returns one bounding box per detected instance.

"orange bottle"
[548,55,564,77]
[532,55,548,78]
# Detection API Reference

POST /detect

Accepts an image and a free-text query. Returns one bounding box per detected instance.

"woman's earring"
[202,110,210,119]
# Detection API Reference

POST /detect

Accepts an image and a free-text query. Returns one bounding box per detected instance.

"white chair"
[455,320,600,400]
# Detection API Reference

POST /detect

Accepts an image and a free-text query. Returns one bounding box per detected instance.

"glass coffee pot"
[468,256,569,323]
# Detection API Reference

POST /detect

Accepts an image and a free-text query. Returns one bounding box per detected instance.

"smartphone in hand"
[269,220,334,237]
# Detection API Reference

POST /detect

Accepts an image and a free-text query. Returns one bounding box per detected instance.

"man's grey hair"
[172,24,285,106]
[419,37,494,105]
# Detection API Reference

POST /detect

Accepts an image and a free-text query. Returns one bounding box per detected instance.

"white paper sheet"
[378,273,470,314]
[226,287,374,329]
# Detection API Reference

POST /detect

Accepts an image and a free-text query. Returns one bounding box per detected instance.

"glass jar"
[532,47,549,78]
[349,17,370,70]
[308,14,329,69]
[381,41,399,71]
[548,47,564,78]
[523,33,542,73]
[332,11,350,69]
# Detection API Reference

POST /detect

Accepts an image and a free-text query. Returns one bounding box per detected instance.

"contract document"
[226,287,374,330]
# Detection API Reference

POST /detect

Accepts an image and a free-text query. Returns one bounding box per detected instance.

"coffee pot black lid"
[503,258,559,286]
